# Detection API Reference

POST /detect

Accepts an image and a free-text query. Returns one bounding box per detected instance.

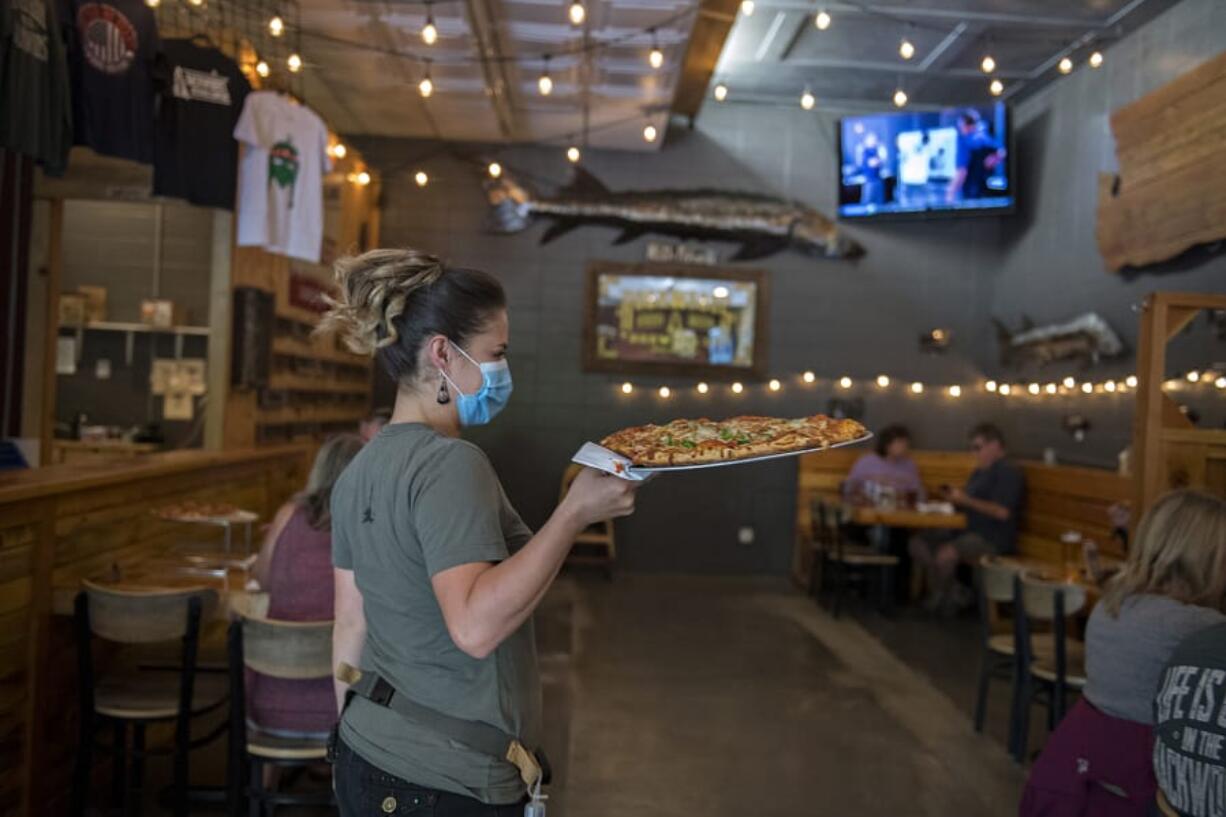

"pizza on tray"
[600,414,868,468]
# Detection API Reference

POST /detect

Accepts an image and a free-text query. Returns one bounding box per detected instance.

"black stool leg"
[249,759,263,817]
[1014,674,1031,763]
[130,723,146,817]
[1006,658,1022,759]
[972,651,992,733]
[71,714,94,817]
[173,719,190,817]
[112,722,128,816]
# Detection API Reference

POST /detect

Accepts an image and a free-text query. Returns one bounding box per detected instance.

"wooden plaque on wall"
[582,260,770,381]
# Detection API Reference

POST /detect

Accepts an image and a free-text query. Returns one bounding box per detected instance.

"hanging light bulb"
[892,88,908,108]
[876,374,890,388]
[1187,370,1201,383]
[145,0,160,8]
[999,383,1012,395]
[731,382,744,394]
[740,0,754,15]
[414,170,429,187]
[713,82,728,102]
[1063,376,1076,389]
[1027,383,1040,395]
[696,382,709,394]
[538,57,553,96]
[421,3,438,45]
[331,143,347,159]
[1104,380,1118,393]
[488,162,502,179]
[256,60,271,78]
[814,9,831,30]
[1216,376,1226,389]
[356,171,371,186]
[989,78,1004,96]
[1058,56,1074,74]
[643,123,658,143]
[985,380,998,393]
[949,385,962,397]
[186,0,203,7]
[838,376,852,389]
[768,379,782,392]
[649,46,664,69]
[981,54,996,74]
[1089,51,1104,68]
[287,53,302,73]
[268,15,284,36]
[1125,375,1138,388]
[658,386,671,398]
[621,382,633,394]
[910,382,924,394]
[566,146,581,163]
[568,0,585,26]
[899,37,915,60]
[1045,383,1057,394]
[802,371,816,384]
[1081,382,1094,394]
[800,89,816,110]
[419,74,433,98]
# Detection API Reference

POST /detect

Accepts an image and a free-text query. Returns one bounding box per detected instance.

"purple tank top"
[248,504,336,736]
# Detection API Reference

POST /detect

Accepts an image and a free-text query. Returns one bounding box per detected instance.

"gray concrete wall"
[359,0,1226,574]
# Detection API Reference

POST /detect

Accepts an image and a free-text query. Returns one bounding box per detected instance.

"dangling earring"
[437,376,451,405]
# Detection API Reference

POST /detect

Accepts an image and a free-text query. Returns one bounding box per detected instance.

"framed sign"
[583,261,770,381]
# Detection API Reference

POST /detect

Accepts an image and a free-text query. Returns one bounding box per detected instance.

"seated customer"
[1152,621,1226,817]
[1019,490,1226,816]
[249,433,364,736]
[909,422,1024,612]
[843,424,924,503]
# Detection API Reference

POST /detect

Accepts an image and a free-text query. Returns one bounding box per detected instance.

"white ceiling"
[294,0,701,150]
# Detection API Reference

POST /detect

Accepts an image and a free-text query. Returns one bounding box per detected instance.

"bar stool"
[559,463,616,579]
[226,614,335,817]
[812,498,899,618]
[1013,571,1089,762]
[71,581,229,817]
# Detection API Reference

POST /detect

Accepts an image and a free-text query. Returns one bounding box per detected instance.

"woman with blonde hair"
[323,249,637,816]
[1021,489,1226,816]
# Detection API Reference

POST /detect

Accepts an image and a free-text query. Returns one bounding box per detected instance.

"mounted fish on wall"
[994,312,1125,368]
[484,166,863,262]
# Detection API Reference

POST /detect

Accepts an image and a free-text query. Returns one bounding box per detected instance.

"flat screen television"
[837,102,1013,219]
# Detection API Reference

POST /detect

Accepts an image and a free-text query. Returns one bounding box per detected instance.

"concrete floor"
[114,574,1024,816]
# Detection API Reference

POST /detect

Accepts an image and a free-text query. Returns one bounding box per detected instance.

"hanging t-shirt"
[234,91,330,263]
[0,0,73,173]
[152,39,249,209]
[59,0,159,163]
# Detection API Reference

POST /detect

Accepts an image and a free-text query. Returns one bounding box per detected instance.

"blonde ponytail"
[317,249,445,355]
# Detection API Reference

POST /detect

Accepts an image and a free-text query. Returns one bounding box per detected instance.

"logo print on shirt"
[268,139,300,206]
[77,3,137,75]
[171,66,232,105]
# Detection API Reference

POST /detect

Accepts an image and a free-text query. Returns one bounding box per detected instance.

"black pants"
[333,737,524,817]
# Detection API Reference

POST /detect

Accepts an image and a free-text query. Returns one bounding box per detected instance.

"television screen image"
[838,103,1012,219]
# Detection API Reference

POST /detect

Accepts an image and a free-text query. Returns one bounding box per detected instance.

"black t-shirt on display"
[152,39,250,209]
[60,0,158,163]
[0,0,73,173]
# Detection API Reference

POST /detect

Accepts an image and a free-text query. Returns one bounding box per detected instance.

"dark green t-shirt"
[332,423,538,804]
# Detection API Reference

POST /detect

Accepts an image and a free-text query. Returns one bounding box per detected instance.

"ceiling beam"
[671,0,740,119]
[719,54,1028,80]
[742,2,1117,29]
[463,0,519,140]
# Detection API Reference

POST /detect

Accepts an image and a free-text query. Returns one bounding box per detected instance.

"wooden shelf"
[267,373,370,395]
[256,406,368,425]
[271,335,370,368]
[59,321,210,336]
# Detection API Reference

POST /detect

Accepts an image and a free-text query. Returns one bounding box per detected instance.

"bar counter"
[0,445,311,817]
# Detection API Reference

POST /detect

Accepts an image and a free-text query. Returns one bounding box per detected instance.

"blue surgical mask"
[441,342,513,426]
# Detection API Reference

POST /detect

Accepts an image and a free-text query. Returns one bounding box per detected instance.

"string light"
[713,82,728,102]
[1104,380,1117,393]
[658,386,670,398]
[1027,383,1040,395]
[989,78,1004,96]
[569,0,585,25]
[800,89,816,110]
[145,0,160,8]
[981,54,996,74]
[488,162,502,178]
[999,384,1012,395]
[186,0,203,8]
[621,382,633,394]
[1125,375,1138,388]
[893,88,908,108]
[985,380,998,393]
[643,123,658,143]
[876,375,890,388]
[566,146,581,163]
[1045,383,1057,394]
[414,170,429,187]
[268,14,284,36]
[948,385,962,397]
[899,32,915,60]
[697,382,709,394]
[1089,51,1104,68]
[1216,376,1226,389]
[356,171,371,186]
[256,60,270,78]
[1058,57,1074,74]
[814,9,831,30]
[731,382,744,394]
[287,53,302,72]
[740,0,754,15]
[649,34,664,70]
[538,57,553,96]
[910,382,924,394]
[802,371,816,384]
[419,61,434,98]
[422,3,438,45]
[1187,370,1201,383]
[1081,382,1093,394]
[838,376,852,389]
[769,379,782,392]
[1062,376,1076,389]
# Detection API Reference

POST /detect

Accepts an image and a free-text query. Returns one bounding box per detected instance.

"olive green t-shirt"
[331,423,540,805]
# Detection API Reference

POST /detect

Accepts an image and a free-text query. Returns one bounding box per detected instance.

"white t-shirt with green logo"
[233,90,330,263]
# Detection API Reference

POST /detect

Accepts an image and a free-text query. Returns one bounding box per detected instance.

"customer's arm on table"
[333,567,367,714]
[948,489,1011,520]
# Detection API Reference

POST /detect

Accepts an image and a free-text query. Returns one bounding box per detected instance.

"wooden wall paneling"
[38,201,62,466]
[1097,50,1226,270]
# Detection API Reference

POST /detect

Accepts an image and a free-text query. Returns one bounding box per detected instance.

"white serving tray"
[572,432,873,481]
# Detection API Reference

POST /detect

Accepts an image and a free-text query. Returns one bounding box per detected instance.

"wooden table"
[51,558,266,619]
[847,506,968,530]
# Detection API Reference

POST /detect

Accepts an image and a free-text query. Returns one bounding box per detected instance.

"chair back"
[237,614,333,681]
[1018,573,1089,622]
[975,556,1019,643]
[81,580,218,644]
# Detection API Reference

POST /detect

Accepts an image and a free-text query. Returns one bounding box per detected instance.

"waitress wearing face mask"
[322,249,637,817]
